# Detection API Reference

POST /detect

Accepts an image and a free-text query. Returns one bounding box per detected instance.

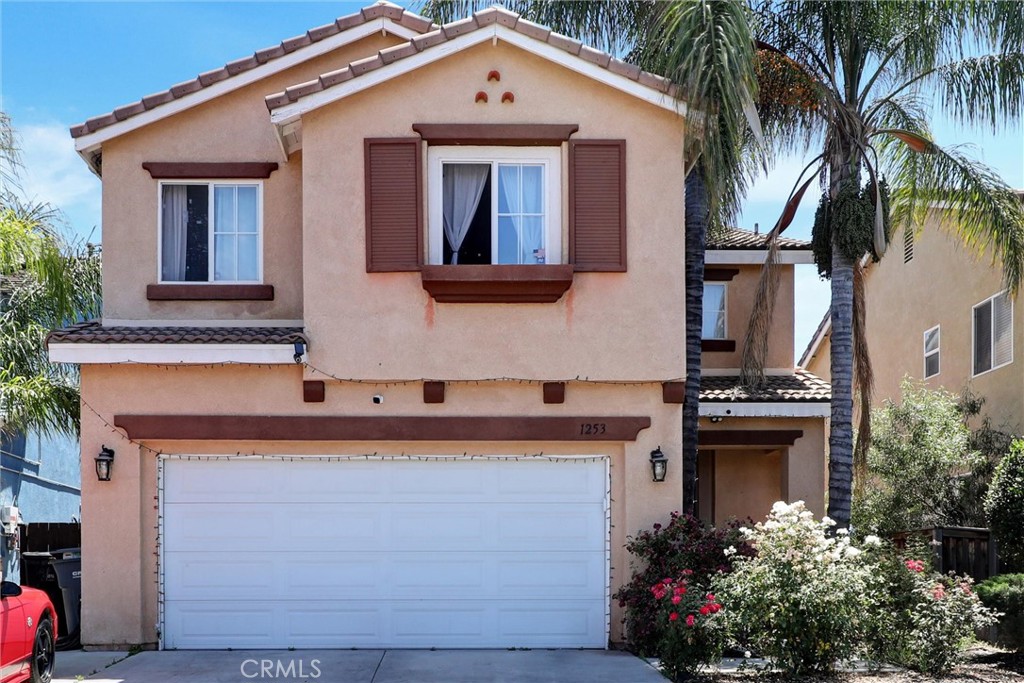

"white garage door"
[161,457,608,649]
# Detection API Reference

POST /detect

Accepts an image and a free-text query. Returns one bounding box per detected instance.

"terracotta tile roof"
[264,6,679,111]
[707,228,810,251]
[700,370,831,402]
[69,3,435,139]
[46,321,307,345]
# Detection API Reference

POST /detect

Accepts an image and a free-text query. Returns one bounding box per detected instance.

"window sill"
[702,339,736,352]
[420,265,574,303]
[147,284,275,301]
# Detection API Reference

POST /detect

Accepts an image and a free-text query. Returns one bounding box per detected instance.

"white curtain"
[161,185,188,280]
[442,164,489,264]
[498,165,544,263]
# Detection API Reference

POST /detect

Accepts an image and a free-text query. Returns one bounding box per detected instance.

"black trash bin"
[21,548,81,650]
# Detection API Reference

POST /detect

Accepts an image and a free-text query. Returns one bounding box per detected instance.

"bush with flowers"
[861,541,998,673]
[613,512,752,655]
[713,501,872,675]
[650,572,726,681]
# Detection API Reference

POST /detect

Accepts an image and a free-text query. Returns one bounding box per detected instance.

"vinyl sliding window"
[159,181,262,283]
[973,291,1013,376]
[923,325,940,378]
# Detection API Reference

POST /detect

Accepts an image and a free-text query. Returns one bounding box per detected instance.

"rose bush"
[613,512,751,655]
[650,573,727,680]
[713,501,872,676]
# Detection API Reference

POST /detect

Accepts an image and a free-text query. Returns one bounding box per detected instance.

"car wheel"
[31,615,55,683]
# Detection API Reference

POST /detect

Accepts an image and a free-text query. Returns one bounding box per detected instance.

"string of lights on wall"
[80,398,609,466]
[88,359,683,388]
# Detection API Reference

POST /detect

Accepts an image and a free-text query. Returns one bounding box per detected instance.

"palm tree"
[0,112,102,437]
[420,0,761,515]
[740,1,1024,527]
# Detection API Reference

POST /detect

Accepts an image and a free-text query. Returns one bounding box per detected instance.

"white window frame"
[923,324,940,379]
[702,282,728,340]
[426,146,561,266]
[157,179,264,284]
[972,290,1014,377]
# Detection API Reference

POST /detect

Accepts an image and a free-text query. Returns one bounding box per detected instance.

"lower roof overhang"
[699,402,830,418]
[113,414,652,442]
[48,343,300,365]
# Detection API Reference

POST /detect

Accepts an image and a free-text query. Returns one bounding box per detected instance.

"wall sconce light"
[649,447,668,482]
[95,446,115,482]
[709,415,724,423]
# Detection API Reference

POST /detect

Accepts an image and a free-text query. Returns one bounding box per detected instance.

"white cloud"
[14,121,101,242]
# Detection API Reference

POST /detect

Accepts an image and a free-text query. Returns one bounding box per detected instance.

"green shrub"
[986,440,1024,569]
[977,573,1024,651]
[650,574,727,681]
[715,501,872,676]
[861,542,998,673]
[613,513,751,656]
[853,380,983,535]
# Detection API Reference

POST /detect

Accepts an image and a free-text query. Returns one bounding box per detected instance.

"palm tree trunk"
[828,248,855,528]
[683,170,708,516]
[827,139,858,529]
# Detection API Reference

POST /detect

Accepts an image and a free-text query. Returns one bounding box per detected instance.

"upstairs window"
[923,325,940,378]
[973,291,1013,376]
[160,182,261,283]
[703,283,727,339]
[427,147,561,266]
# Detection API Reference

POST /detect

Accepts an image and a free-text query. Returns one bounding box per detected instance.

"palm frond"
[644,0,758,229]
[933,54,1024,132]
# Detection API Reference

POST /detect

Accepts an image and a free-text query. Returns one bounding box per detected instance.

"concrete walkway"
[55,649,667,683]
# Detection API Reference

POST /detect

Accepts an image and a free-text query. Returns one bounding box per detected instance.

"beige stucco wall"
[698,416,826,526]
[298,40,686,381]
[806,214,1023,432]
[703,264,796,371]
[79,363,685,647]
[99,33,404,323]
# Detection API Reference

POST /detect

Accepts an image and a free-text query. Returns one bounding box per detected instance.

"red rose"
[669,612,679,622]
[699,605,711,616]
[685,614,696,627]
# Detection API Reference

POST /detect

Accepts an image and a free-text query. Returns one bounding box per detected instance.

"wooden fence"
[892,526,1001,582]
[19,521,81,553]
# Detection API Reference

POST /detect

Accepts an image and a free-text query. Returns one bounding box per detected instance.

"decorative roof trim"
[48,343,301,365]
[798,312,832,368]
[705,250,814,265]
[72,13,429,175]
[267,20,684,154]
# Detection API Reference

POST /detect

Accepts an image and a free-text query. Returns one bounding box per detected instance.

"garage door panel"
[495,507,605,549]
[162,458,608,649]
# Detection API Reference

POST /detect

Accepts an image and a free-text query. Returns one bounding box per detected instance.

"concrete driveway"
[57,649,667,683]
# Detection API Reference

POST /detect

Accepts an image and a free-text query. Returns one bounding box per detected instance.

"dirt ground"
[714,647,1023,682]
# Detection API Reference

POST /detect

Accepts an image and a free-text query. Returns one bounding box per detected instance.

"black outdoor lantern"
[95,446,115,482]
[649,446,668,482]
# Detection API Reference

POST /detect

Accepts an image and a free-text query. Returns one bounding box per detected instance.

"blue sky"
[3,1,1023,361]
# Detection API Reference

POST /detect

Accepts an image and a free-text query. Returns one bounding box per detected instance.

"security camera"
[372,395,384,405]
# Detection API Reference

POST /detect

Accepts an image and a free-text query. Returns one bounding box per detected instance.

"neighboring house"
[801,201,1023,435]
[49,2,828,650]
[698,229,829,527]
[0,430,81,582]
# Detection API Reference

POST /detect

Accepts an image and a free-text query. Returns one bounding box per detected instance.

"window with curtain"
[428,147,560,266]
[924,325,940,378]
[973,291,1013,375]
[703,284,727,339]
[160,182,261,282]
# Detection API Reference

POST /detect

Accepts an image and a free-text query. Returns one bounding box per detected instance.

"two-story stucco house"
[49,3,829,650]
[801,201,1023,435]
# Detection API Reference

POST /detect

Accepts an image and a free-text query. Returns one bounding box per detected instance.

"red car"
[0,581,56,683]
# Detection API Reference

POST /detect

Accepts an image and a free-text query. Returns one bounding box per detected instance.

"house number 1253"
[579,423,607,436]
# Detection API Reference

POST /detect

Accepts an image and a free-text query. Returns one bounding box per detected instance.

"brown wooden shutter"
[364,138,422,272]
[569,140,626,272]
